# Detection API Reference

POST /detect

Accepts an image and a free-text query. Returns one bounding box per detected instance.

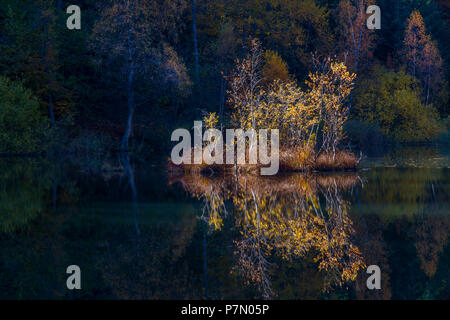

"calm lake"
[0,145,449,299]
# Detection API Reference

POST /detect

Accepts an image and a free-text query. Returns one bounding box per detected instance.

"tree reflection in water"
[172,173,366,298]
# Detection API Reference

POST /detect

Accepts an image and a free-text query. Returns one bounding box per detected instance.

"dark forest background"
[0,0,449,158]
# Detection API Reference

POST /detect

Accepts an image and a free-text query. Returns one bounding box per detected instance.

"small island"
[169,41,359,175]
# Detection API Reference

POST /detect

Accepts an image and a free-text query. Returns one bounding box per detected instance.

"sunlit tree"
[403,10,445,106]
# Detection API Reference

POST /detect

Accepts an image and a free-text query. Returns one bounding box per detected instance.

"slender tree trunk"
[219,72,225,130]
[425,67,431,106]
[203,224,208,299]
[192,0,199,83]
[121,32,135,152]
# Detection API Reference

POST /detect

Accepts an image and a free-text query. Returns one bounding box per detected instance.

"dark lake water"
[0,146,449,299]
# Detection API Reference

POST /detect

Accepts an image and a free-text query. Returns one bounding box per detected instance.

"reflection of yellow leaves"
[208,209,224,231]
[177,172,365,295]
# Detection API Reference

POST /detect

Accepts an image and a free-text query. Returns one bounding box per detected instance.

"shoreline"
[168,148,360,175]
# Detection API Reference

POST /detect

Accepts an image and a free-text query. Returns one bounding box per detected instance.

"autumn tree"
[228,40,313,150]
[262,50,290,85]
[336,0,377,74]
[306,57,356,157]
[92,0,189,152]
[228,39,264,131]
[403,10,445,106]
[228,42,355,158]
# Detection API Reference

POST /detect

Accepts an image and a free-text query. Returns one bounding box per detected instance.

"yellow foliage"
[203,112,219,129]
[229,48,355,156]
[262,50,290,84]
[175,173,366,295]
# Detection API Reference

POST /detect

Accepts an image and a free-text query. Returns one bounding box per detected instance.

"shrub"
[0,77,48,154]
[315,151,359,171]
[353,66,442,143]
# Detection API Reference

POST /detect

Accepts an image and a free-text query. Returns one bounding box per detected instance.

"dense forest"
[0,0,449,158]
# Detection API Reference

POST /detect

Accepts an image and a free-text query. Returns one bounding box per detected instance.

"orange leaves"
[402,10,444,107]
[403,10,443,79]
[336,0,377,73]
